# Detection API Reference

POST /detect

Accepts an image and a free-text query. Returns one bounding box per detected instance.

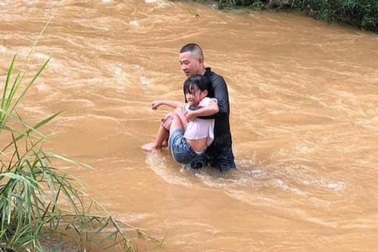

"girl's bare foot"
[162,140,168,148]
[141,142,161,152]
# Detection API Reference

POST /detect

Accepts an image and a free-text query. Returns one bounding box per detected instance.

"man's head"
[179,43,205,77]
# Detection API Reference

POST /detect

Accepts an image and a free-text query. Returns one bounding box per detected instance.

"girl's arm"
[151,100,185,110]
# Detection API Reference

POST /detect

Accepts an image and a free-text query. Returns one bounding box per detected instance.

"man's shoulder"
[205,67,225,82]
[205,67,221,77]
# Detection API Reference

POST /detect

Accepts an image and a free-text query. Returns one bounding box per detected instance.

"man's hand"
[186,105,203,121]
[186,110,197,121]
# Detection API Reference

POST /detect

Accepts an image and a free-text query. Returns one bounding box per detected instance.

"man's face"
[179,52,203,77]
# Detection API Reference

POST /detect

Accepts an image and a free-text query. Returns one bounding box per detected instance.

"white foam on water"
[302,178,347,192]
[327,182,346,190]
[274,178,304,195]
[0,45,7,53]
[145,153,193,187]
[145,0,169,8]
[105,64,130,88]
[34,52,50,60]
[140,76,152,86]
[25,0,40,7]
[35,81,46,92]
[122,213,153,223]
[129,20,140,28]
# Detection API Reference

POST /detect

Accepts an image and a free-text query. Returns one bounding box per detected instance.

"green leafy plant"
[190,0,378,31]
[0,26,158,252]
[291,0,378,30]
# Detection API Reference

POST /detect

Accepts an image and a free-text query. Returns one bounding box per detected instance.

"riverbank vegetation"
[177,0,378,32]
[0,31,157,251]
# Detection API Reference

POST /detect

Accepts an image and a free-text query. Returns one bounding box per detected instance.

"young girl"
[142,75,218,165]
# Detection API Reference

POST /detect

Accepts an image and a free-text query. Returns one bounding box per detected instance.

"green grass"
[0,26,159,252]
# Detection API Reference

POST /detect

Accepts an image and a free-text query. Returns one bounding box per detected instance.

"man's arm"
[197,73,230,119]
[186,98,218,121]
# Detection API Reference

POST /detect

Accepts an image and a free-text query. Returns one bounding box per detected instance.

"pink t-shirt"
[184,97,217,147]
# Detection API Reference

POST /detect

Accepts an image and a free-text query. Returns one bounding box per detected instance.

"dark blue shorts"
[169,129,198,164]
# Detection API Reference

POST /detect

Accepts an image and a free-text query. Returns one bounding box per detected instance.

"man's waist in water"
[211,134,232,146]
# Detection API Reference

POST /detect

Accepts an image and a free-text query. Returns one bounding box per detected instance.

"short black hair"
[180,43,204,60]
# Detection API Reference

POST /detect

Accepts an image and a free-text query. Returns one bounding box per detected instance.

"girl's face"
[185,87,207,105]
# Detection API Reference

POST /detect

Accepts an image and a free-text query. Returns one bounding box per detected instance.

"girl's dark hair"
[183,75,213,97]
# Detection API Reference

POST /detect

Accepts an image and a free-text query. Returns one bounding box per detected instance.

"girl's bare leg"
[169,113,184,137]
[142,113,172,152]
[172,107,188,131]
[142,107,187,152]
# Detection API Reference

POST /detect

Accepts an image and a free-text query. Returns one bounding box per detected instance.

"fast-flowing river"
[1,0,378,251]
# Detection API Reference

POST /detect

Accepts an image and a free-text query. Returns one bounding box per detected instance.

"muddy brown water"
[1,0,378,251]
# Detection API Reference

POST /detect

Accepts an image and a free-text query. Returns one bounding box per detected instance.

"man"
[143,43,236,172]
[178,43,236,172]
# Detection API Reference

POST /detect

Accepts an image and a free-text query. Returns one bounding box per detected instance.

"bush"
[290,0,378,30]
[212,0,378,31]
